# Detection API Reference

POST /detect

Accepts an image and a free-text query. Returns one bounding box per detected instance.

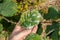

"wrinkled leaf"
[20,9,43,29]
[0,0,17,17]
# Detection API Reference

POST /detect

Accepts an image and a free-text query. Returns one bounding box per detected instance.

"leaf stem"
[3,17,17,24]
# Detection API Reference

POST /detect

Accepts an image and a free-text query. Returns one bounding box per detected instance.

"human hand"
[9,23,38,40]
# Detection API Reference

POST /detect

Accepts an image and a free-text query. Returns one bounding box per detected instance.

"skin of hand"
[9,23,38,40]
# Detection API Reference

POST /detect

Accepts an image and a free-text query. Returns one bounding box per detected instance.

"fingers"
[11,23,25,37]
[11,24,21,34]
[12,29,31,40]
[19,29,31,38]
[10,25,38,40]
[21,26,38,40]
[20,26,38,40]
[13,25,21,32]
[31,26,38,33]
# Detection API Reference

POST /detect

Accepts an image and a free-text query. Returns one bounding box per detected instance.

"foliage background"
[0,0,60,40]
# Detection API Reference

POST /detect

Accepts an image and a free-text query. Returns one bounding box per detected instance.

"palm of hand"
[9,23,38,40]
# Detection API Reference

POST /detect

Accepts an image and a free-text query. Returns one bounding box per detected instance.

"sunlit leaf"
[0,0,17,17]
[20,9,43,29]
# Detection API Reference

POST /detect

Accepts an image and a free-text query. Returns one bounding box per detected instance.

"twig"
[3,17,17,24]
[46,29,55,36]
[41,19,60,23]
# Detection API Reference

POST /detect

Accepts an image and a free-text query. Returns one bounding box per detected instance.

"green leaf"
[46,22,59,40]
[4,0,11,3]
[0,23,3,32]
[44,6,59,20]
[0,3,2,12]
[59,24,60,35]
[20,9,43,29]
[0,33,3,38]
[0,16,3,21]
[37,23,42,35]
[0,0,17,17]
[58,11,60,18]
[25,33,41,40]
